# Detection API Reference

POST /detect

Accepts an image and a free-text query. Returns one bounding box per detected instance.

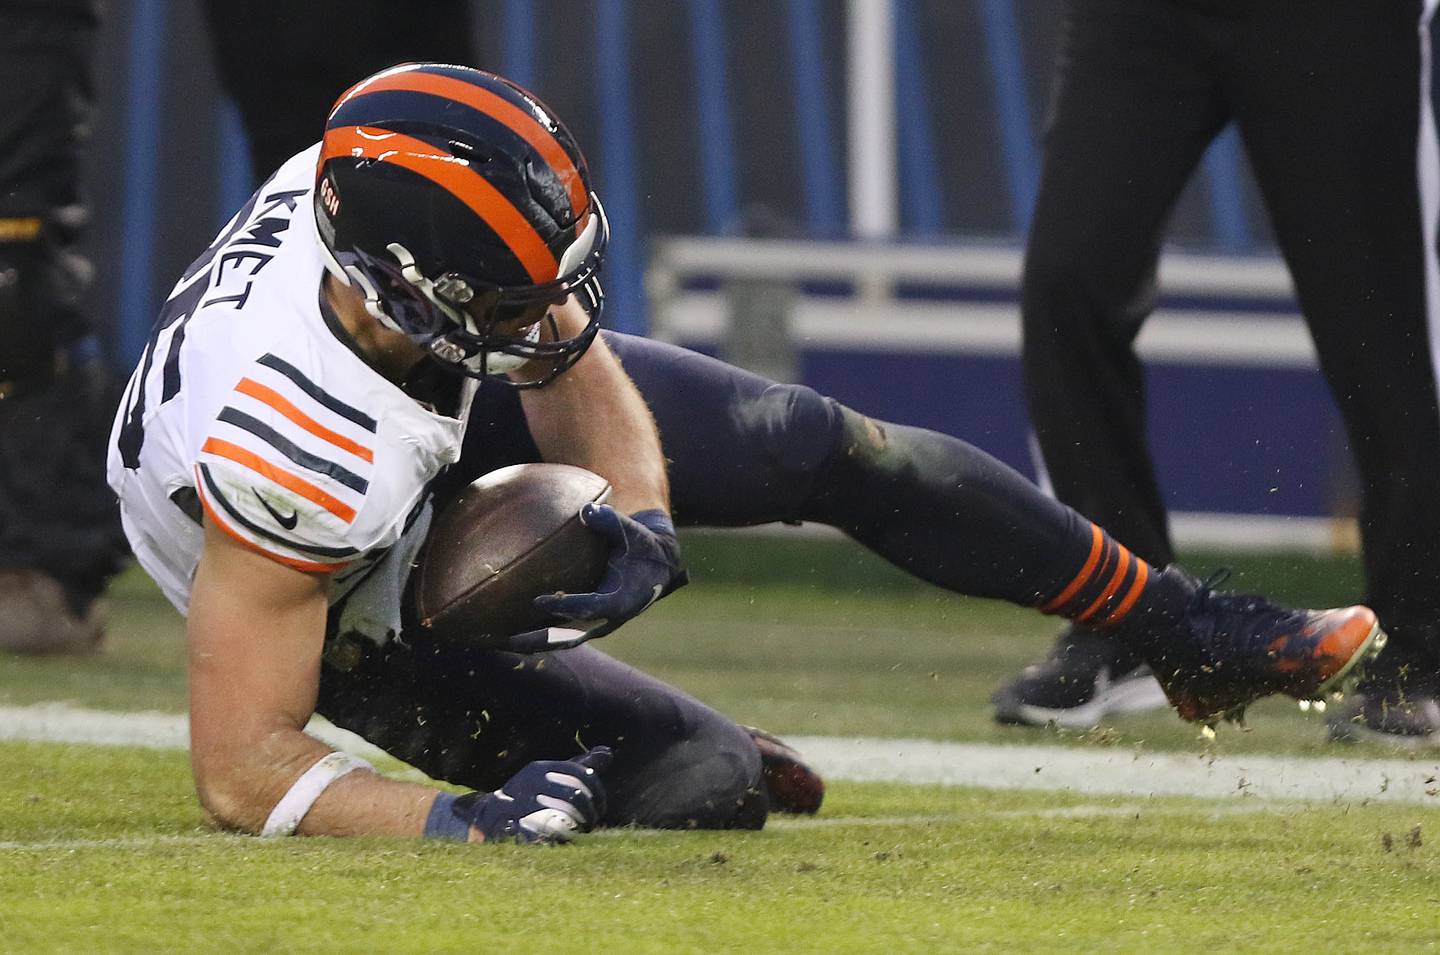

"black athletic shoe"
[992,625,1168,729]
[1326,662,1440,749]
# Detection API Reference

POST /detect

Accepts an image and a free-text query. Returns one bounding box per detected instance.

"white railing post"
[847,0,898,241]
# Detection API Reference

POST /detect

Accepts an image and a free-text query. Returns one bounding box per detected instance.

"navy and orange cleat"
[744,726,824,815]
[1142,570,1388,727]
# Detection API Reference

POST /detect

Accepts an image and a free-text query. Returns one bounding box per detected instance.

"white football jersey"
[107,145,476,636]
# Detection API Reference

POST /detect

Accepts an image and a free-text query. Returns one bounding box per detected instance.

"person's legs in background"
[0,1,128,654]
[994,0,1228,725]
[1230,0,1440,745]
[201,0,473,182]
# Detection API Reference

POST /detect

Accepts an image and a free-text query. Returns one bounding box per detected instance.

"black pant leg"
[604,332,848,525]
[316,639,765,829]
[1229,0,1440,668]
[442,330,853,523]
[201,0,473,179]
[1022,0,1229,566]
[0,3,126,605]
[0,2,96,376]
[602,333,1115,610]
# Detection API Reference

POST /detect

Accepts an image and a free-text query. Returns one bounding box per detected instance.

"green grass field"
[2,534,1438,952]
[3,744,1436,954]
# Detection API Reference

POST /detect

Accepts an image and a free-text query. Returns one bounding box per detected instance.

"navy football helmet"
[313,63,607,385]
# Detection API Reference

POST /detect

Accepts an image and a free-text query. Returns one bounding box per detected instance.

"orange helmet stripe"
[333,69,588,217]
[321,125,558,283]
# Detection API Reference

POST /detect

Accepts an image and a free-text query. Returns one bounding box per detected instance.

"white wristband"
[261,751,373,837]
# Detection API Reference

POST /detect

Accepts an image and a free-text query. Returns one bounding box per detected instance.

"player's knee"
[676,724,769,830]
[821,403,911,483]
[741,382,845,477]
[1022,224,1121,299]
[611,714,767,830]
[802,405,962,521]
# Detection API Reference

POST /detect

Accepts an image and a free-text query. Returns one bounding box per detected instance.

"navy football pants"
[318,332,1094,828]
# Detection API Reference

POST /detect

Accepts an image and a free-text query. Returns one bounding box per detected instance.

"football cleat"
[992,625,1168,729]
[744,726,824,815]
[1144,570,1387,726]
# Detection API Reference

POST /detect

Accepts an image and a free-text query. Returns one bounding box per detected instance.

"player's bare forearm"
[188,520,444,838]
[190,717,441,838]
[519,301,670,515]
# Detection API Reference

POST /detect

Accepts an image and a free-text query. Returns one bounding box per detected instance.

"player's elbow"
[193,762,271,834]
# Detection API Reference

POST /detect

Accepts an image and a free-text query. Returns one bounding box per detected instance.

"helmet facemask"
[326,197,608,388]
[314,63,608,387]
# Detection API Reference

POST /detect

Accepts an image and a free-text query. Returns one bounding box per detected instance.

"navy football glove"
[519,505,688,651]
[425,747,612,844]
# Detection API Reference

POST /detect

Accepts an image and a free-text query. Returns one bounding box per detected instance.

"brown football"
[411,463,612,646]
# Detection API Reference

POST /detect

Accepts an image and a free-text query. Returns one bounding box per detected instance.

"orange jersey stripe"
[1103,559,1150,627]
[339,70,588,217]
[235,377,375,463]
[196,473,348,574]
[321,126,558,283]
[1078,546,1133,623]
[1041,523,1105,613]
[201,437,357,523]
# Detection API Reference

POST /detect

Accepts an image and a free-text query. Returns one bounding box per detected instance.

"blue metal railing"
[216,98,253,229]
[895,0,943,236]
[978,0,1040,235]
[117,0,168,368]
[1202,126,1254,253]
[593,0,647,334]
[687,0,740,236]
[784,0,845,236]
[500,0,538,92]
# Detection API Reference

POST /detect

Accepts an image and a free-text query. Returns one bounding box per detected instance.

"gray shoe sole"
[996,671,1169,730]
[1326,718,1440,750]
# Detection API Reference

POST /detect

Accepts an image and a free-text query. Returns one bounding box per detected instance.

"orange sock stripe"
[1078,545,1133,623]
[1103,559,1150,627]
[1040,523,1105,613]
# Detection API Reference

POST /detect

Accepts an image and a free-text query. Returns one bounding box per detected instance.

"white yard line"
[0,834,224,852]
[0,806,1282,852]
[796,736,1439,806]
[2,703,1437,807]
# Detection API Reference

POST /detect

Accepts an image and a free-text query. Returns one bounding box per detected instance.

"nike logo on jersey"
[253,488,299,530]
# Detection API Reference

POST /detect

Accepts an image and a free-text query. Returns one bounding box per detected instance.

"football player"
[109,64,1388,844]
